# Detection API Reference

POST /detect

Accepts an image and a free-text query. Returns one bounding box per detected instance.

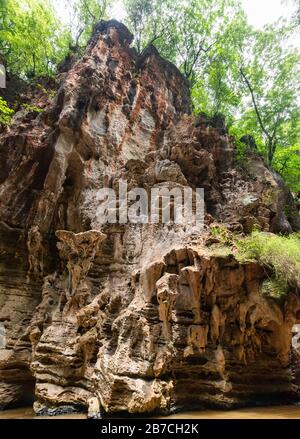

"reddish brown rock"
[0,20,299,415]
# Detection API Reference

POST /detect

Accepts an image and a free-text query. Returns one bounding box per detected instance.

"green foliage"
[236,232,300,292]
[0,96,13,125]
[125,0,300,193]
[191,4,249,115]
[229,127,252,165]
[0,0,299,193]
[237,25,300,167]
[37,83,56,99]
[125,0,244,88]
[210,224,232,244]
[0,0,71,79]
[260,278,287,299]
[207,224,235,257]
[21,103,44,113]
[59,0,111,50]
[273,143,300,192]
[122,1,177,62]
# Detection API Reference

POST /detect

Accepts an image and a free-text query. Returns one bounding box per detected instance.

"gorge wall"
[0,20,300,416]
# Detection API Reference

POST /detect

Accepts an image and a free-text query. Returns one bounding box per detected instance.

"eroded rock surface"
[0,20,300,415]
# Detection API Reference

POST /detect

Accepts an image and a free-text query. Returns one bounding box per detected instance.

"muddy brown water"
[0,406,300,419]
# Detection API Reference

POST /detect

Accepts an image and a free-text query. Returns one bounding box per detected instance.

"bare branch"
[240,67,271,142]
[83,0,96,22]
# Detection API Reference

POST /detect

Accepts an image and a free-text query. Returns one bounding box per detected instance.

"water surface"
[0,406,300,419]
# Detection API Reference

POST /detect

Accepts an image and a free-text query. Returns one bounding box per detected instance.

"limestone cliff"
[0,20,300,416]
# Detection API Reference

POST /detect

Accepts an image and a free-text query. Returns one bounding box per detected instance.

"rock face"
[0,20,300,415]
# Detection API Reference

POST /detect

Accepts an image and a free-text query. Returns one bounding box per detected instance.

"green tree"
[0,96,13,125]
[0,0,71,79]
[191,8,249,117]
[235,24,300,171]
[124,0,178,58]
[125,0,245,87]
[60,0,111,51]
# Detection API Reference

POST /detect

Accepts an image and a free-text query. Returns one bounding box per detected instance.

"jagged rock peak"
[90,19,134,46]
[0,19,299,416]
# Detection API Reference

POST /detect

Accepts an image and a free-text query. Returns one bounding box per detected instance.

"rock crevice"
[0,20,299,415]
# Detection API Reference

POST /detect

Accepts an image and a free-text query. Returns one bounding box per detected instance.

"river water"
[0,405,300,419]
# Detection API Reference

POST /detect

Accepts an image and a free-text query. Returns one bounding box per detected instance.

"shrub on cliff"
[0,96,13,126]
[236,232,300,293]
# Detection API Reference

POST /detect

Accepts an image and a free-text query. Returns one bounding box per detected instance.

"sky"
[55,0,300,47]
[240,0,295,28]
[109,0,297,29]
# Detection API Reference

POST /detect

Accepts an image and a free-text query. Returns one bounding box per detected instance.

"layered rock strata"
[0,20,299,415]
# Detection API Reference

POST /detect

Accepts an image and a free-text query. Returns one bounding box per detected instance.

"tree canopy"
[0,0,70,78]
[124,0,300,191]
[0,0,299,192]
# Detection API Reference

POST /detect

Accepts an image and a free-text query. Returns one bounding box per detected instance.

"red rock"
[0,20,299,415]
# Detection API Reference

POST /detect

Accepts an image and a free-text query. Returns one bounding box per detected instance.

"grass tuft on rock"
[236,232,300,293]
[260,278,288,299]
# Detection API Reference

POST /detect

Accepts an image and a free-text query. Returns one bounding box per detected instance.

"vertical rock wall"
[0,20,299,415]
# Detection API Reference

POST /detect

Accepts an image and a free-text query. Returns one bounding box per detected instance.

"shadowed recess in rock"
[0,20,300,417]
